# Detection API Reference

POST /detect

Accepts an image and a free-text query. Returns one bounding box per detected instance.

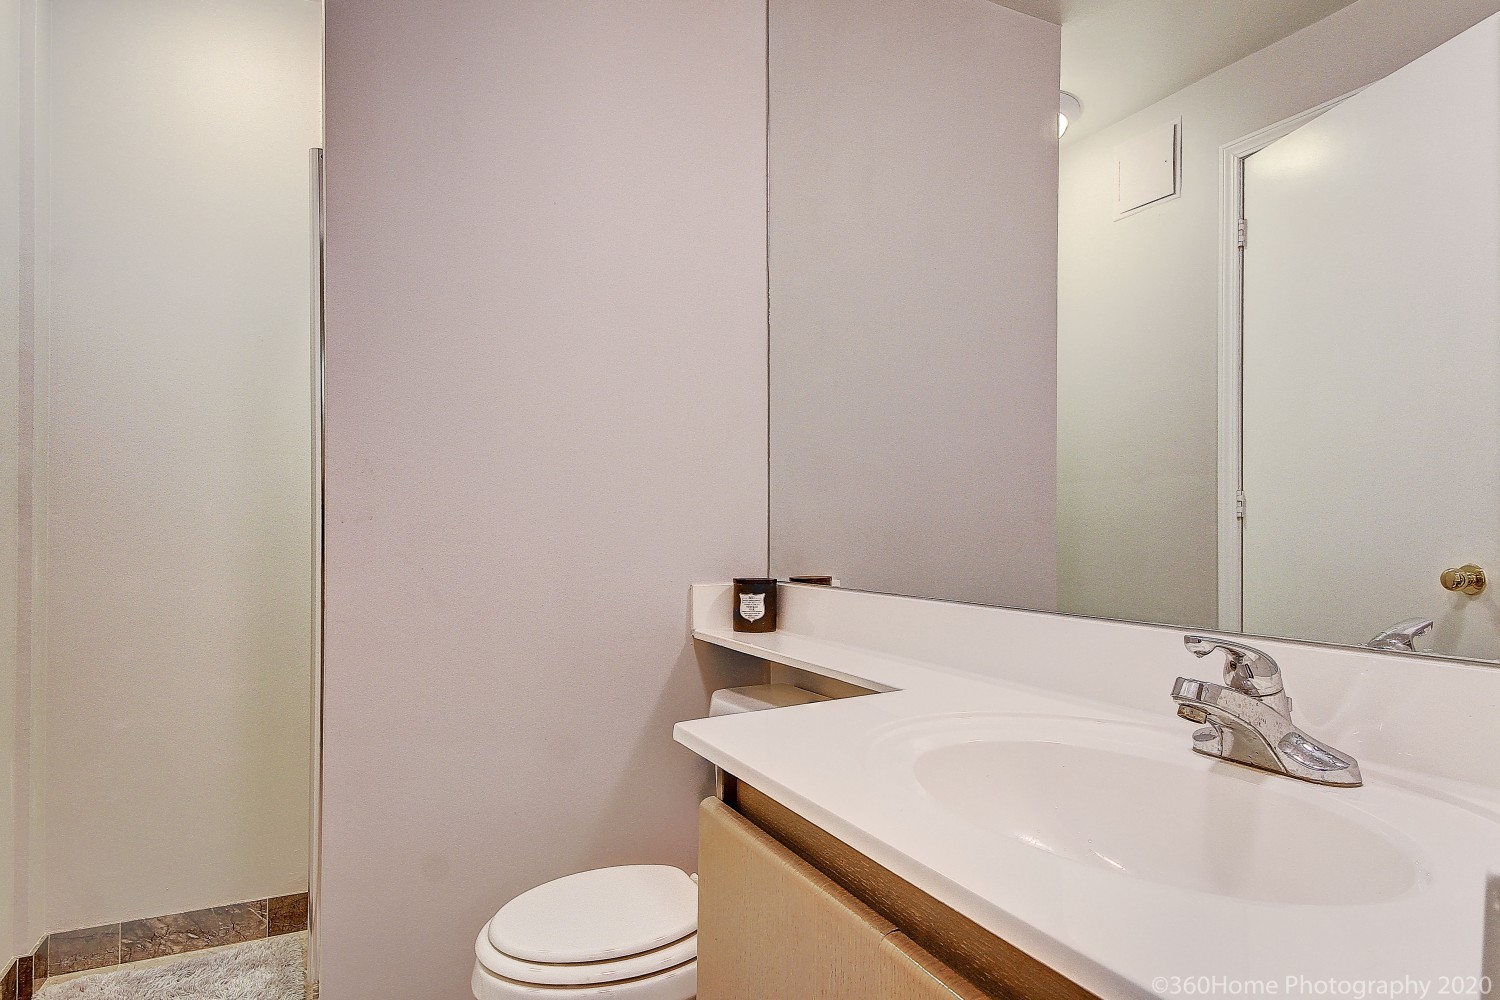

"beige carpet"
[37,934,305,1000]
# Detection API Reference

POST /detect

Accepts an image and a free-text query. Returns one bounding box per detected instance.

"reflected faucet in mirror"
[1368,618,1435,652]
[1172,636,1362,788]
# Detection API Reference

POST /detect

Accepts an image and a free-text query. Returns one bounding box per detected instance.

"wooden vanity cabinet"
[697,788,1097,1000]
[699,797,986,999]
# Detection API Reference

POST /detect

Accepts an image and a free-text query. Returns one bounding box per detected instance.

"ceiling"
[999,0,1362,141]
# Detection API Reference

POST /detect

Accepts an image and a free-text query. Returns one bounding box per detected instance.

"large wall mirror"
[768,0,1500,661]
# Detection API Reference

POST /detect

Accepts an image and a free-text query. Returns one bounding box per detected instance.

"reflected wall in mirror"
[769,0,1500,661]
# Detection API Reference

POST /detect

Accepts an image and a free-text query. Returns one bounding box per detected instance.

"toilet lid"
[488,866,698,964]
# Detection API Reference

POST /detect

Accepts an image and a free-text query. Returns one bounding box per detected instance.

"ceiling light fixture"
[1059,92,1082,138]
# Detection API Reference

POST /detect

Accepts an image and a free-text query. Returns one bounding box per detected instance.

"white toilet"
[471,864,700,1000]
[471,684,828,1000]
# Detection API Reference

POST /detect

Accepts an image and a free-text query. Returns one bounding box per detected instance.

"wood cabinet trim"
[886,932,995,1000]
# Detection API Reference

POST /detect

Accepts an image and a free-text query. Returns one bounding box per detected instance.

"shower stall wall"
[3,0,322,987]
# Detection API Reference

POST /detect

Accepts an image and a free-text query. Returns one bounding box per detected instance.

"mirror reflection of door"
[1237,15,1500,659]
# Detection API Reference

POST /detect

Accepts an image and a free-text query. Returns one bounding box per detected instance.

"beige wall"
[319,2,769,997]
[0,0,18,961]
[36,0,320,931]
[768,0,1061,610]
[1056,0,1500,628]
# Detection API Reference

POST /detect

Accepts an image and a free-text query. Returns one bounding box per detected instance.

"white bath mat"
[37,933,305,1000]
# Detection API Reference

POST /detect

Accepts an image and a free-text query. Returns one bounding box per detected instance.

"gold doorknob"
[1441,564,1487,596]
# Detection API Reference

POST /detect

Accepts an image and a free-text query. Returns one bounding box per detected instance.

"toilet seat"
[471,865,698,1000]
[471,957,696,1000]
[475,929,697,985]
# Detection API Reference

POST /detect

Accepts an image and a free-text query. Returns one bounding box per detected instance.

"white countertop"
[675,585,1500,999]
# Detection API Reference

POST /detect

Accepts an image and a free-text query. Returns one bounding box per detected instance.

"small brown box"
[733,578,777,633]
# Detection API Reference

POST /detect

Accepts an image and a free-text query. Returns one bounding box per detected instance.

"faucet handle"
[1183,635,1285,700]
[1368,618,1434,651]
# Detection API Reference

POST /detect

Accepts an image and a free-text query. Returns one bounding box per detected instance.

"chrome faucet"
[1171,635,1362,787]
[1368,618,1434,652]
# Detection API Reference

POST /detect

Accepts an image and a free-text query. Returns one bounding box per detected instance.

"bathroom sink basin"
[874,715,1421,906]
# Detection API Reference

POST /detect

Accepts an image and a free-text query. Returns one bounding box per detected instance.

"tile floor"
[34,933,305,1000]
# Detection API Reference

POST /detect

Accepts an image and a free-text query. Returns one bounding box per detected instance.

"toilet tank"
[709,684,828,717]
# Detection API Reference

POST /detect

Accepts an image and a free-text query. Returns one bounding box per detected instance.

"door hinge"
[1236,218,1248,248]
[1235,490,1247,520]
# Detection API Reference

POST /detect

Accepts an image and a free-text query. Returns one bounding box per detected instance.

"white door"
[1240,14,1500,660]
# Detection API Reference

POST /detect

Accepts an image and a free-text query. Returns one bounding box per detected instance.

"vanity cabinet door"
[698,798,987,1000]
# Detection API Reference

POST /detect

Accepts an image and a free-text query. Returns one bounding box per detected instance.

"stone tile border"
[2,890,308,998]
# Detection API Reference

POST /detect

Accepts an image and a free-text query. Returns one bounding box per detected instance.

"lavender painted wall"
[320,2,768,996]
[768,0,1061,611]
